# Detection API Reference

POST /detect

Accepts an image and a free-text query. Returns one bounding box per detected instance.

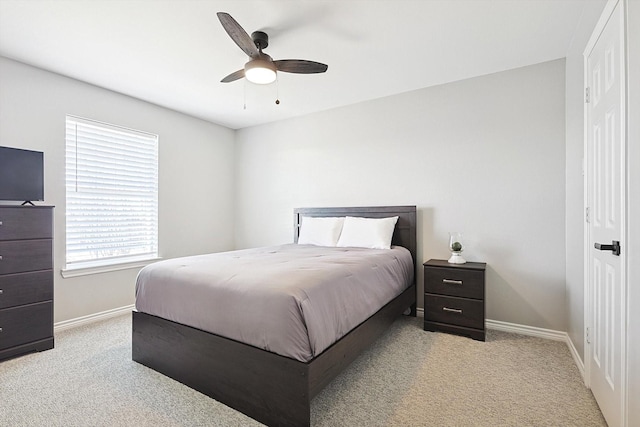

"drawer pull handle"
[0,327,2,333]
[443,279,463,285]
[443,307,463,314]
[0,289,3,294]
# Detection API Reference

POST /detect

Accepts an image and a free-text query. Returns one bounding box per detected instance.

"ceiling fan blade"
[275,60,328,74]
[217,12,259,58]
[221,69,245,83]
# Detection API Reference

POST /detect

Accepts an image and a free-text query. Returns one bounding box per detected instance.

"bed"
[132,206,417,427]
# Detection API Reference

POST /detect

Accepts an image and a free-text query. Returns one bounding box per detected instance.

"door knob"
[594,240,621,256]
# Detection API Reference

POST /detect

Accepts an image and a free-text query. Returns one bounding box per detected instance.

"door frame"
[583,0,628,425]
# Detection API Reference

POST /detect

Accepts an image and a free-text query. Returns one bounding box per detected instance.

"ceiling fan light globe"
[245,59,277,85]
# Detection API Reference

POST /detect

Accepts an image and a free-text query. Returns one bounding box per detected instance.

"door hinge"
[586,207,590,223]
[586,327,590,344]
[585,87,590,103]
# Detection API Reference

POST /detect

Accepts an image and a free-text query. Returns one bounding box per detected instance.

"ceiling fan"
[217,12,328,85]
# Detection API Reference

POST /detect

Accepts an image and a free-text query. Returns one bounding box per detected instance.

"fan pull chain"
[275,76,280,105]
[243,79,247,110]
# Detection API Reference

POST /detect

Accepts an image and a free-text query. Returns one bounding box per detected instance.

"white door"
[585,1,627,426]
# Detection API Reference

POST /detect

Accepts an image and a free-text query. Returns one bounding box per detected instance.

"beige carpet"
[0,314,605,426]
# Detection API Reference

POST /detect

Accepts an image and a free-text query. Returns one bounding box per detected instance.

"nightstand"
[423,259,486,341]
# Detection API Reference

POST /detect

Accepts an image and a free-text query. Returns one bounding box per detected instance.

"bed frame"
[132,206,417,427]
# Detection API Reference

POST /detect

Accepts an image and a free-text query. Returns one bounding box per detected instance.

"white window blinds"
[65,116,158,269]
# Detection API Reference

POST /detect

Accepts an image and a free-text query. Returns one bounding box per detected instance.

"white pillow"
[336,216,399,249]
[298,216,345,247]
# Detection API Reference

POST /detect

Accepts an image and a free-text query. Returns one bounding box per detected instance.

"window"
[64,116,158,273]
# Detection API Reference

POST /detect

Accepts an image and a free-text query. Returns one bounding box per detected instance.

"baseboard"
[54,304,134,333]
[418,309,564,341]
[485,319,566,341]
[565,335,586,381]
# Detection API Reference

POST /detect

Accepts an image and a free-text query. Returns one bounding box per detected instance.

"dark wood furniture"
[0,206,54,361]
[423,259,486,341]
[133,206,417,427]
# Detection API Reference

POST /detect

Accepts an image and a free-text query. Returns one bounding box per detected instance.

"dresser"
[0,206,54,361]
[423,259,486,341]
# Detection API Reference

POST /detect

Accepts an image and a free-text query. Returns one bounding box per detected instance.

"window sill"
[61,257,162,278]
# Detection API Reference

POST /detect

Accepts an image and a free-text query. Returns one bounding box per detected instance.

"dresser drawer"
[0,207,53,241]
[424,267,484,300]
[424,294,484,330]
[0,271,53,309]
[0,301,53,351]
[0,240,52,275]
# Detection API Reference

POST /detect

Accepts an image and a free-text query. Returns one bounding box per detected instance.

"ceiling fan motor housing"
[251,31,269,50]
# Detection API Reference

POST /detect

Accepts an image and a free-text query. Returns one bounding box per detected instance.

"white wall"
[0,57,236,323]
[235,60,568,331]
[564,0,607,365]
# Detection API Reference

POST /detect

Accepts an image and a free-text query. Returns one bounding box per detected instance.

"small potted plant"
[448,232,466,264]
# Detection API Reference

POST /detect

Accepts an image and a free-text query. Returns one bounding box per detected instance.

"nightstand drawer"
[424,294,484,330]
[0,208,53,241]
[424,267,483,299]
[0,301,53,351]
[0,271,53,309]
[0,240,52,275]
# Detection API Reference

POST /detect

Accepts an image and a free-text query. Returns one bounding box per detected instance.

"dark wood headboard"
[293,206,417,267]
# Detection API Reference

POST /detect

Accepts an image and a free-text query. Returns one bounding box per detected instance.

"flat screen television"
[0,146,45,203]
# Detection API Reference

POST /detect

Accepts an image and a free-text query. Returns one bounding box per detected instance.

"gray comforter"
[135,244,414,362]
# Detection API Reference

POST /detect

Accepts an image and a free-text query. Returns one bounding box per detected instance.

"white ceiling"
[0,0,587,130]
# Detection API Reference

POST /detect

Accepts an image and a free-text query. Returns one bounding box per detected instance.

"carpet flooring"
[0,314,606,426]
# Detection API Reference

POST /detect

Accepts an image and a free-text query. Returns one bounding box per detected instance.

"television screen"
[0,146,44,202]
